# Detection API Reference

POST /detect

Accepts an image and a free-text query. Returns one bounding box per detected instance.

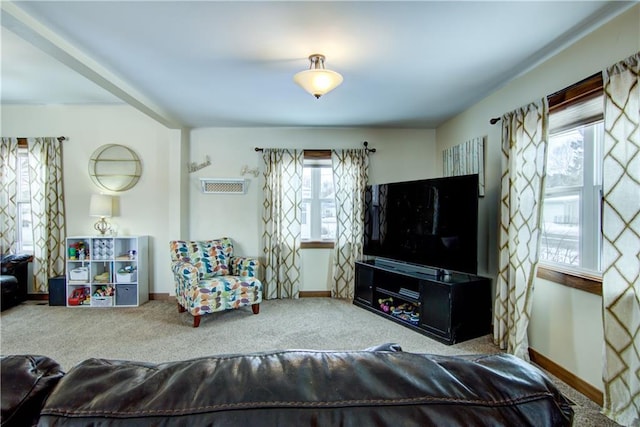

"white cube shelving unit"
[65,236,148,308]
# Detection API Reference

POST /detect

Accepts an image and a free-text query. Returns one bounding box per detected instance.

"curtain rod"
[489,117,501,125]
[17,136,67,142]
[16,136,69,145]
[255,141,376,153]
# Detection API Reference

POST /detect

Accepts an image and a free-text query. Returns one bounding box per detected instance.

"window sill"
[300,241,334,249]
[536,264,602,296]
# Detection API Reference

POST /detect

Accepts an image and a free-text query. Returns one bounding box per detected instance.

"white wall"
[189,127,437,291]
[529,278,604,389]
[2,109,437,294]
[436,4,639,391]
[1,104,182,295]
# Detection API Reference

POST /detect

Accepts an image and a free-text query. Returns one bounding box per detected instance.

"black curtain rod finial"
[489,117,501,125]
[363,141,376,153]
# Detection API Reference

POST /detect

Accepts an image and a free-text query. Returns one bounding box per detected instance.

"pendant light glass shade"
[293,54,343,99]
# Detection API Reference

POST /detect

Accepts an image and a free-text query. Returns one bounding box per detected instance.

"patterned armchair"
[169,238,262,327]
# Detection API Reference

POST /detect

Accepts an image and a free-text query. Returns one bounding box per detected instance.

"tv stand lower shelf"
[354,260,491,345]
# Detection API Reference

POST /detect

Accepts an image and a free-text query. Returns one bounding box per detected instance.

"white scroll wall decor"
[443,136,485,196]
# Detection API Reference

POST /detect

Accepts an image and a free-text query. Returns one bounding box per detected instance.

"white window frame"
[540,110,603,276]
[535,72,605,294]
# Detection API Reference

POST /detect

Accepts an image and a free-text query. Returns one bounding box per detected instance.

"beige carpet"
[0,298,618,426]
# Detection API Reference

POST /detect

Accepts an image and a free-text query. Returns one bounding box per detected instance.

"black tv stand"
[354,259,491,345]
[373,258,444,278]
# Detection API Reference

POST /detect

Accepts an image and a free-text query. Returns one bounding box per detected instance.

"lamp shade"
[89,194,112,218]
[293,54,343,99]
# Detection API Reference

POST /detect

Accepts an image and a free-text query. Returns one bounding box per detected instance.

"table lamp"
[89,194,112,235]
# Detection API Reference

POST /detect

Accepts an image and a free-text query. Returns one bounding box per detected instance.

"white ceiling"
[1,1,635,129]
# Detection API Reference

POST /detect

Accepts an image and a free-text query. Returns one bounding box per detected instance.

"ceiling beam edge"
[1,1,183,129]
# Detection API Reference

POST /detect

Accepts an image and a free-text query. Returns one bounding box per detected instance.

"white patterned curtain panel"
[443,136,485,196]
[0,138,19,254]
[601,52,640,427]
[493,99,549,360]
[331,149,369,299]
[0,137,65,292]
[27,138,66,293]
[261,149,303,299]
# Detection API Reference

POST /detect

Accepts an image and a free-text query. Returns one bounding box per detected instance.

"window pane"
[301,201,311,240]
[321,200,336,240]
[540,193,580,266]
[18,153,30,201]
[546,128,584,189]
[302,168,312,199]
[319,168,334,198]
[18,202,34,252]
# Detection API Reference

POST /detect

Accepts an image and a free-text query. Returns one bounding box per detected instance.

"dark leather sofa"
[1,253,32,311]
[1,344,573,427]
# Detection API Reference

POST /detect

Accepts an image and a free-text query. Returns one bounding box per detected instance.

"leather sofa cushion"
[0,254,33,274]
[38,348,573,426]
[0,355,65,427]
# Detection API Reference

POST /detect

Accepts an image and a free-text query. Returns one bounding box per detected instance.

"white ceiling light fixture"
[293,54,343,99]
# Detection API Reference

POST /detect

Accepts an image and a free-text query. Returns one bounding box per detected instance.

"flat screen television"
[363,174,479,274]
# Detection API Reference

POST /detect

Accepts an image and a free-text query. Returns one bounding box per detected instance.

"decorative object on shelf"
[89,194,113,235]
[443,136,485,196]
[89,144,142,192]
[93,271,110,282]
[67,287,90,305]
[68,241,88,260]
[240,165,260,177]
[92,238,114,260]
[93,285,114,297]
[378,297,393,313]
[293,54,343,99]
[116,265,137,283]
[69,267,89,282]
[188,155,211,173]
[200,178,248,194]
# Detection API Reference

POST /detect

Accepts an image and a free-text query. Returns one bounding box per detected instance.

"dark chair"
[1,254,33,311]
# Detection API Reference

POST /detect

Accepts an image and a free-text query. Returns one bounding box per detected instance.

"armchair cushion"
[231,256,259,278]
[170,238,233,278]
[195,276,262,313]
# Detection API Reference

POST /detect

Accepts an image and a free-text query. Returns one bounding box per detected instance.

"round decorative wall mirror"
[89,144,142,192]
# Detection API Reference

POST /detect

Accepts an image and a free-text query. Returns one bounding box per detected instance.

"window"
[540,73,603,276]
[17,146,34,253]
[301,151,336,243]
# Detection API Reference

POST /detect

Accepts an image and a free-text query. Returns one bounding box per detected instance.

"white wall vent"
[200,178,247,194]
